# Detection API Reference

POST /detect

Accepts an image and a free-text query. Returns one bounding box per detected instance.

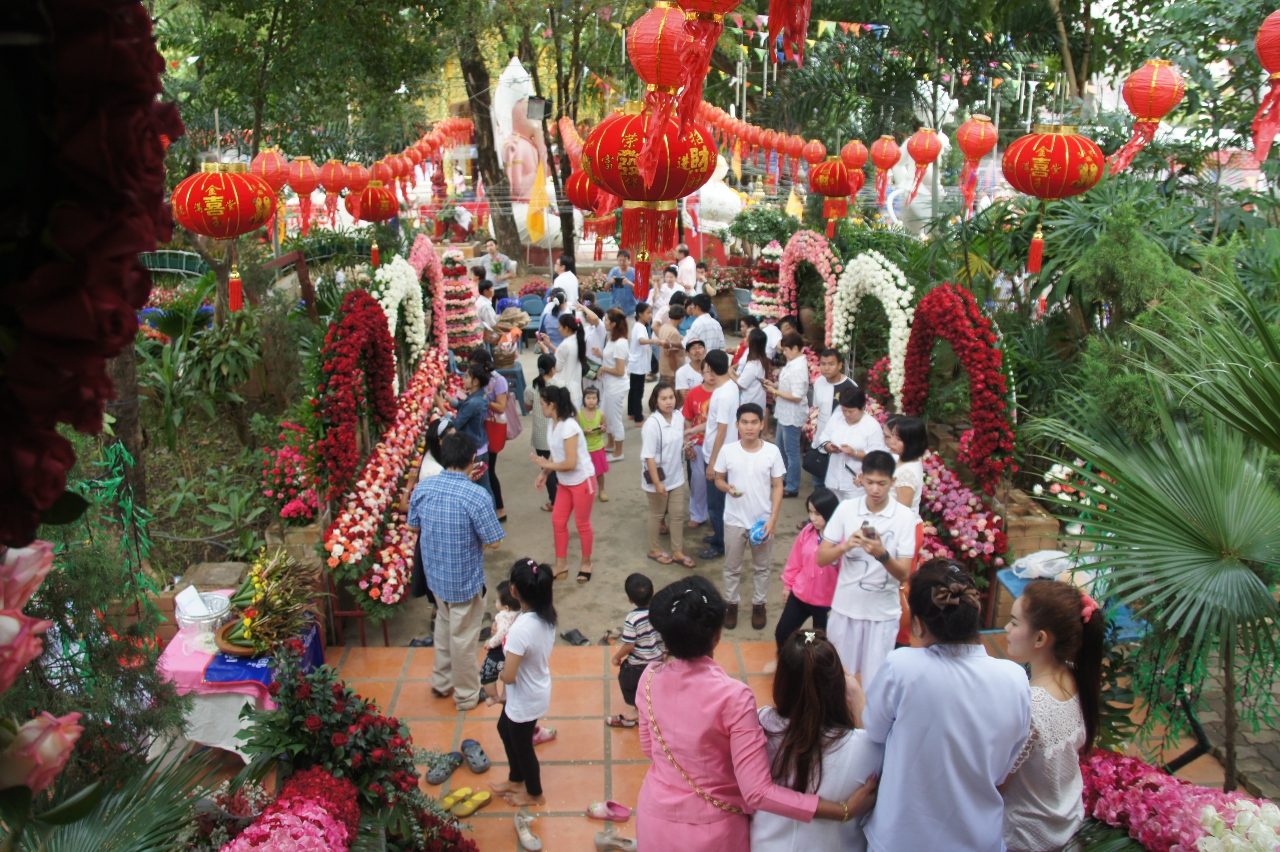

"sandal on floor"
[606,714,638,728]
[646,552,673,565]
[425,751,464,784]
[553,567,570,580]
[577,571,592,583]
[587,801,633,821]
[460,738,491,773]
[452,790,492,817]
[561,629,591,646]
[438,787,472,811]
[672,554,696,568]
[595,831,638,852]
[540,503,554,512]
[532,725,557,745]
[516,814,543,852]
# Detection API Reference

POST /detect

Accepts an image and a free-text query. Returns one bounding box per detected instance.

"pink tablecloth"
[156,590,273,707]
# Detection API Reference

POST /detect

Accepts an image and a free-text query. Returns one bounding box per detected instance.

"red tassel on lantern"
[371,241,380,268]
[1253,12,1280,163]
[870,135,900,209]
[229,266,244,312]
[1109,60,1186,173]
[629,3,690,187]
[634,250,652,300]
[905,128,942,205]
[1028,228,1044,274]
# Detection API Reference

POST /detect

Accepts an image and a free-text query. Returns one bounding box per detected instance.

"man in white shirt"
[551,254,579,306]
[675,339,706,392]
[762,332,810,497]
[676,243,697,294]
[811,349,857,488]
[683,293,726,352]
[815,385,889,501]
[699,350,739,559]
[714,402,786,630]
[816,450,918,686]
[475,277,498,330]
[761,320,783,360]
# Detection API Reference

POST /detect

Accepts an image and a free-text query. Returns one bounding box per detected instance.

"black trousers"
[774,593,831,649]
[628,372,647,422]
[535,449,558,503]
[497,708,541,796]
[488,449,504,511]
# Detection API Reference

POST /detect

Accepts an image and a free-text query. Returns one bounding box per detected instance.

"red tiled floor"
[408,720,459,756]
[546,678,607,718]
[739,640,777,674]
[538,814,613,849]
[393,680,458,718]
[404,648,434,678]
[459,719,510,768]
[324,646,346,668]
[340,646,409,679]
[610,726,647,761]
[540,763,607,812]
[550,645,608,677]
[534,719,607,762]
[712,642,740,674]
[347,680,398,712]
[460,814,519,851]
[610,763,649,808]
[745,674,775,707]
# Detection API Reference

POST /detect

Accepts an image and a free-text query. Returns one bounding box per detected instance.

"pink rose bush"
[0,712,84,793]
[778,230,839,322]
[919,452,1007,568]
[221,768,358,852]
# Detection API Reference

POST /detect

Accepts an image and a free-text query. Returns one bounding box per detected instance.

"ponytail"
[1021,579,1105,753]
[532,353,556,390]
[539,385,576,421]
[509,558,557,627]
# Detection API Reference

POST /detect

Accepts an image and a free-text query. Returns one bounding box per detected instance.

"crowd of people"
[404,247,1102,852]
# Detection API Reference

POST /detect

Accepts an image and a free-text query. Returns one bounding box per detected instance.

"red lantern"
[904,128,942,205]
[869,135,900,208]
[785,134,805,183]
[172,163,277,240]
[1254,11,1280,163]
[802,139,827,166]
[318,160,348,229]
[582,104,718,294]
[1002,124,1105,272]
[629,3,691,186]
[839,139,868,199]
[567,170,619,260]
[761,128,779,176]
[677,0,737,127]
[343,180,398,222]
[1110,60,1186,173]
[371,159,397,203]
[768,0,813,67]
[955,115,998,217]
[286,156,321,236]
[250,148,288,194]
[809,158,852,237]
[345,163,371,221]
[404,146,423,168]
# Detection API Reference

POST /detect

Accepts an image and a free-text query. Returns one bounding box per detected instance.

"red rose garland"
[313,290,398,501]
[1,0,184,545]
[900,283,1015,494]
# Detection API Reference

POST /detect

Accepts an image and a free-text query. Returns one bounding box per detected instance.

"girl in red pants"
[532,386,597,582]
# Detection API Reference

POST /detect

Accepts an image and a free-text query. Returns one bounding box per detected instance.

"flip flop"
[672,555,696,568]
[647,552,674,565]
[587,801,632,821]
[561,629,591,646]
[438,787,472,810]
[452,790,492,817]
[460,739,490,773]
[577,570,592,583]
[606,714,638,728]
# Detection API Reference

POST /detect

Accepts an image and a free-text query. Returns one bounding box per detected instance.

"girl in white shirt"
[733,328,771,410]
[489,558,558,809]
[596,308,631,460]
[1002,580,1104,852]
[641,383,693,567]
[882,415,928,515]
[532,386,597,582]
[752,630,883,852]
[537,313,587,409]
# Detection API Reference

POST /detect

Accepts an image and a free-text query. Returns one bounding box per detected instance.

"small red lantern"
[904,128,942,205]
[287,156,321,236]
[839,139,868,200]
[629,3,691,186]
[318,160,348,229]
[343,180,398,223]
[677,0,738,127]
[869,135,900,208]
[1254,11,1280,163]
[761,128,779,176]
[802,139,827,167]
[1109,60,1186,173]
[1002,124,1105,272]
[809,158,852,237]
[955,114,998,217]
[345,163,371,221]
[785,134,805,183]
[250,148,289,194]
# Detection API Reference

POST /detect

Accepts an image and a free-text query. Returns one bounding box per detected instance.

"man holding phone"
[816,450,919,686]
[606,250,637,319]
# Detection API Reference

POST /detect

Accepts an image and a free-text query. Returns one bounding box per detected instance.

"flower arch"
[408,234,447,360]
[830,251,915,398]
[899,283,1015,494]
[369,255,427,382]
[778,230,840,327]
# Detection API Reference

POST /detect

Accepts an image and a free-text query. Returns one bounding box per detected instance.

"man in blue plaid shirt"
[408,432,504,710]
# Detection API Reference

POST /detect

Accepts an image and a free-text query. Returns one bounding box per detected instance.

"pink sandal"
[587,801,632,822]
[532,725,557,745]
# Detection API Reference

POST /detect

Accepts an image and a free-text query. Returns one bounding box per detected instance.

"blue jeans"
[777,424,802,494]
[706,473,726,552]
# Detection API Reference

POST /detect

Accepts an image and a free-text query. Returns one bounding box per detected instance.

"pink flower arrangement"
[221,793,350,852]
[920,451,1007,567]
[0,542,53,612]
[262,423,321,526]
[407,234,449,361]
[776,230,840,335]
[0,711,84,793]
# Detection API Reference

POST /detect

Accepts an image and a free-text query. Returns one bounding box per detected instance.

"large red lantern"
[172,163,277,240]
[287,156,321,236]
[1254,11,1280,163]
[371,159,397,203]
[343,180,398,223]
[904,128,942,205]
[318,160,348,228]
[345,163,371,221]
[1002,124,1105,272]
[629,3,691,186]
[869,135,900,208]
[677,0,737,127]
[839,139,868,199]
[582,104,718,295]
[955,114,998,217]
[1109,60,1186,173]
[809,158,852,237]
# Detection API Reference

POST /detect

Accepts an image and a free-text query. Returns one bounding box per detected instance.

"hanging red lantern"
[172,162,277,240]
[345,163,371,221]
[567,171,619,261]
[286,156,321,236]
[342,180,398,222]
[318,160,348,229]
[629,3,691,186]
[582,104,718,295]
[1002,124,1105,273]
[802,139,826,167]
[785,134,805,183]
[371,159,397,203]
[955,114,998,217]
[760,128,779,176]
[904,128,942,205]
[869,135,900,208]
[809,157,852,237]
[839,139,868,199]
[1254,11,1280,163]
[1109,60,1186,173]
[250,148,289,195]
[768,0,813,67]
[677,0,737,127]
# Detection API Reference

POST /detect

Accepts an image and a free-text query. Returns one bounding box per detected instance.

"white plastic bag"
[1011,550,1074,580]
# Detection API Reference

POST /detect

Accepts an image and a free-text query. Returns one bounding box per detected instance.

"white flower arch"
[829,250,915,398]
[370,255,427,374]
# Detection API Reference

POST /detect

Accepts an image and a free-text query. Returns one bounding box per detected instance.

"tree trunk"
[1223,632,1238,792]
[530,26,576,260]
[456,31,524,265]
[1046,0,1080,101]
[190,233,234,326]
[106,347,147,510]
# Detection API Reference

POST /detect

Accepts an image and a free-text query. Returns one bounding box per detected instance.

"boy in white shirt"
[674,339,706,392]
[714,403,786,631]
[816,450,919,687]
[811,349,856,488]
[699,350,739,559]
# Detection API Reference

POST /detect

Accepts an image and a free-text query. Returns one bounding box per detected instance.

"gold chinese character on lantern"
[1075,162,1100,187]
[202,188,226,220]
[679,146,710,174]
[600,154,615,171]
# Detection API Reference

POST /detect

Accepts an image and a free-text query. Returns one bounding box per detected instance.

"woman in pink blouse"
[637,576,877,851]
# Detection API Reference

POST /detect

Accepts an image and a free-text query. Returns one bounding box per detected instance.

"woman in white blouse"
[863,559,1031,852]
[537,313,587,409]
[641,382,693,567]
[882,415,928,515]
[1002,580,1104,852]
[733,328,771,410]
[531,386,596,582]
[595,308,631,461]
[814,386,887,501]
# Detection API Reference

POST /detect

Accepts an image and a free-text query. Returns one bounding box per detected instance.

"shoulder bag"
[641,415,667,485]
[645,667,746,815]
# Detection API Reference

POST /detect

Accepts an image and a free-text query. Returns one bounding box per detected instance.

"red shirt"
[681,384,713,445]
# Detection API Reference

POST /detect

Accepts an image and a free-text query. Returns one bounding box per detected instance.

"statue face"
[511,100,539,137]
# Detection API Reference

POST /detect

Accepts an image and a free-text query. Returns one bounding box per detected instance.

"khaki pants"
[723,524,773,605]
[431,592,486,710]
[646,482,689,554]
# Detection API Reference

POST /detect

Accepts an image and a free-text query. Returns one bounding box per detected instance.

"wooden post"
[261,249,321,325]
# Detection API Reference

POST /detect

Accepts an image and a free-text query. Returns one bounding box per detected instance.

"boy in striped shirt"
[607,573,665,727]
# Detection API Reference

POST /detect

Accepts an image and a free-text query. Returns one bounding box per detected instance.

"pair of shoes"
[607,453,625,462]
[516,813,543,851]
[751,604,767,630]
[724,602,739,630]
[783,490,799,498]
[595,830,638,852]
[698,548,723,560]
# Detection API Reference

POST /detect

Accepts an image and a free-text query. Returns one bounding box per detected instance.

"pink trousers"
[553,477,596,560]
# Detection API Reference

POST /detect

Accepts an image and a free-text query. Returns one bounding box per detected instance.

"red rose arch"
[899,283,1015,494]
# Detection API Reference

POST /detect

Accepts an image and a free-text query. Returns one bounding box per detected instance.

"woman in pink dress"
[637,576,877,852]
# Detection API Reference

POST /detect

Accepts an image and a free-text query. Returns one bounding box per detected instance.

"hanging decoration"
[371,159,397,204]
[1002,124,1105,273]
[287,156,321,236]
[802,139,827,169]
[250,147,288,235]
[829,251,915,398]
[809,158,852,237]
[345,162,370,222]
[869,135,900,208]
[1254,11,1280,163]
[629,2,692,186]
[582,103,718,295]
[904,128,942,205]
[318,160,348,228]
[678,0,738,128]
[559,117,585,169]
[954,115,997,217]
[839,139,868,205]
[171,163,277,240]
[566,171,620,261]
[769,0,814,66]
[1109,60,1186,173]
[344,181,397,223]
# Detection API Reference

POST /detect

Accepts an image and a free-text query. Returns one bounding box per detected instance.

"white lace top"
[1002,687,1086,852]
[892,458,924,515]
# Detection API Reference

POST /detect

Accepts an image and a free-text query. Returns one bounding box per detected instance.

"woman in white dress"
[751,630,883,852]
[882,415,927,514]
[595,308,631,460]
[862,559,1031,852]
[1001,580,1104,852]
[537,313,587,409]
[733,328,771,411]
